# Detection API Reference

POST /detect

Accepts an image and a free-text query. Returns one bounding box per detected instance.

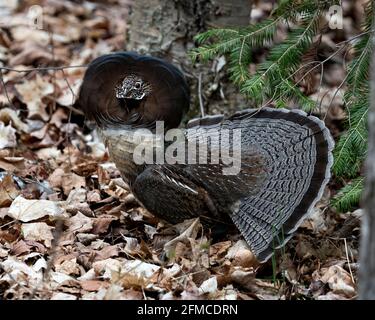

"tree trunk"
[126,0,252,118]
[359,29,375,299]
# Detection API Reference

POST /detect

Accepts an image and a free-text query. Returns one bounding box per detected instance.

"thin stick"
[344,237,355,284]
[49,28,57,114]
[0,65,87,72]
[0,69,14,107]
[336,30,374,46]
[198,72,205,118]
[60,69,74,168]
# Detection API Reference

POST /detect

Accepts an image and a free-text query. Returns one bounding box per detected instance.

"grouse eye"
[134,81,142,89]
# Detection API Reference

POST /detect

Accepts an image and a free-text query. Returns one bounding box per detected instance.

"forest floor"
[0,0,363,300]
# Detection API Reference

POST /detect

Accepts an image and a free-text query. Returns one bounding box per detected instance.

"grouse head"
[77,52,190,130]
[115,74,152,100]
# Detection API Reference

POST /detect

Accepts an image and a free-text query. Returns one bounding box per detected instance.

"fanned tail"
[228,107,334,262]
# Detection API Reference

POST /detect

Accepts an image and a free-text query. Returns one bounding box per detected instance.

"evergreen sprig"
[332,1,373,210]
[332,177,365,212]
[191,0,336,107]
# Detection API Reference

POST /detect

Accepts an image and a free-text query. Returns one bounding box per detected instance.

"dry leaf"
[55,258,81,276]
[35,147,62,160]
[301,207,328,233]
[0,108,29,132]
[78,268,96,281]
[0,153,25,172]
[91,215,117,234]
[66,188,87,204]
[0,257,43,287]
[21,222,54,247]
[0,174,19,207]
[76,233,98,244]
[217,285,237,300]
[50,293,77,300]
[121,260,160,279]
[9,43,56,66]
[56,78,82,107]
[87,190,101,203]
[48,168,64,189]
[50,271,75,286]
[80,280,109,292]
[68,212,93,233]
[319,265,356,298]
[226,240,257,268]
[61,172,86,195]
[199,276,218,295]
[0,245,9,258]
[10,240,32,256]
[0,121,17,149]
[11,26,50,46]
[163,218,201,258]
[8,195,65,222]
[231,269,256,291]
[15,75,54,121]
[95,245,120,261]
[92,258,123,279]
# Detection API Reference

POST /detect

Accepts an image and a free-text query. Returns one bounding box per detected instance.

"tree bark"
[359,28,375,299]
[126,0,252,118]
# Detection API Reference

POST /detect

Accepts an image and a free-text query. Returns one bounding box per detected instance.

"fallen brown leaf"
[0,174,20,207]
[15,75,54,121]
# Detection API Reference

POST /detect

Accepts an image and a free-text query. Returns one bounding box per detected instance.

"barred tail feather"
[229,107,334,262]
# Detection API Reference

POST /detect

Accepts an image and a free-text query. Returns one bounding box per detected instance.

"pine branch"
[332,177,364,212]
[346,35,373,98]
[333,94,368,178]
[241,14,319,105]
[332,0,373,180]
[190,18,280,63]
[228,42,252,84]
[274,0,339,20]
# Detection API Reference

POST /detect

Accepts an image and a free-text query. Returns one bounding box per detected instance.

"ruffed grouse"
[76,52,334,262]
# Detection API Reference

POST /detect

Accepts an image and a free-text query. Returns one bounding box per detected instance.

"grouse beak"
[115,85,133,99]
[123,88,135,99]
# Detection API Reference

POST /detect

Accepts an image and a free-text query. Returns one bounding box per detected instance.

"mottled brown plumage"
[76,52,334,262]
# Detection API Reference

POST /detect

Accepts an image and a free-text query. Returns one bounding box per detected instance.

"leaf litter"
[0,0,361,300]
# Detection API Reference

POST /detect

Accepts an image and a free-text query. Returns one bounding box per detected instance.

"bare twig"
[0,63,85,115]
[60,69,78,104]
[263,41,350,112]
[198,72,205,118]
[60,68,75,168]
[344,238,355,284]
[49,28,57,115]
[322,72,348,121]
[0,220,16,229]
[336,30,374,46]
[322,36,372,120]
[0,65,87,73]
[0,69,14,108]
